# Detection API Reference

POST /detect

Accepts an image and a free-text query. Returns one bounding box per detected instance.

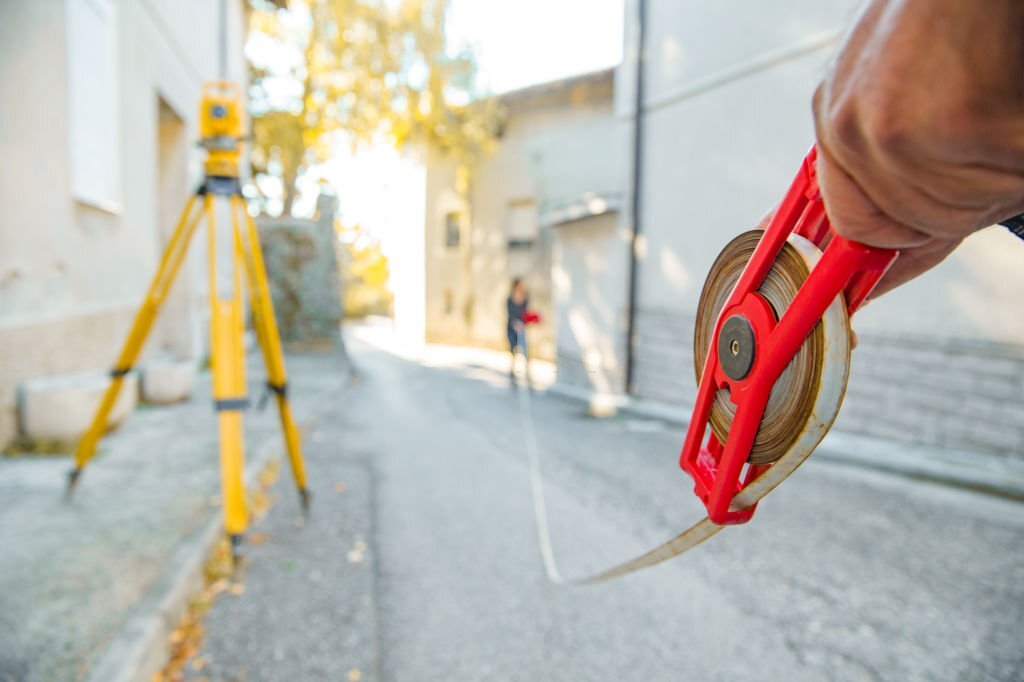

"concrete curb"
[84,366,354,682]
[544,382,1024,502]
[83,436,279,682]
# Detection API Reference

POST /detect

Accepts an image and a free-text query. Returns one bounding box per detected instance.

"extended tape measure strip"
[515,366,821,586]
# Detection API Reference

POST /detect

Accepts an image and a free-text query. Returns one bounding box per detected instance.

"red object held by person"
[522,310,542,325]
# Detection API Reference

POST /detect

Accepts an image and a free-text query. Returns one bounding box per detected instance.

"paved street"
[185,335,1024,682]
[0,353,351,682]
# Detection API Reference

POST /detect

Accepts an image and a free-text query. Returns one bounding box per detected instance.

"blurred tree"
[336,221,393,318]
[248,0,502,215]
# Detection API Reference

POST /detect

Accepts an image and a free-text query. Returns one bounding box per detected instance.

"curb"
[84,365,354,682]
[83,436,280,682]
[543,382,1024,502]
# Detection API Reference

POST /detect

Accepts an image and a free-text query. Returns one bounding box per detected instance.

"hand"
[813,0,1024,297]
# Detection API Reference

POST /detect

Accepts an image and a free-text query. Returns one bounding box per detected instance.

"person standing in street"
[506,277,530,385]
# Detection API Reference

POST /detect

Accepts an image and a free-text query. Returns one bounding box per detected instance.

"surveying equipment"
[517,148,899,584]
[67,81,310,550]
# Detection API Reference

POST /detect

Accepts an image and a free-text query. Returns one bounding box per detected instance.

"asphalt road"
[188,339,1024,682]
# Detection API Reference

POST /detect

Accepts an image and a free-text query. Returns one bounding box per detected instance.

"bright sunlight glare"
[446,0,624,94]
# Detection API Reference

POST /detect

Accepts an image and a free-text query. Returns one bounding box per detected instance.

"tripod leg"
[208,194,250,550]
[232,195,310,513]
[68,195,203,494]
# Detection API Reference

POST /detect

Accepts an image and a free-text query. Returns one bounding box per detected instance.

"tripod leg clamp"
[214,398,249,412]
[257,381,288,411]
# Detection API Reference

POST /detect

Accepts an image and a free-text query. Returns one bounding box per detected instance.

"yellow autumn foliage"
[248,0,502,214]
[336,221,393,318]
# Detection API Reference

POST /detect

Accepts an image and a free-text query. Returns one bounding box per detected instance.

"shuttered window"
[67,0,120,212]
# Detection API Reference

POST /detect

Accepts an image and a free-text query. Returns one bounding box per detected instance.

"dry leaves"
[157,455,283,681]
[248,532,271,545]
[334,481,346,493]
[346,539,367,564]
[258,457,281,489]
[348,669,363,681]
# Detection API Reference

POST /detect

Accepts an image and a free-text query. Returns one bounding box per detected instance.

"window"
[507,201,537,250]
[67,0,120,212]
[444,212,461,248]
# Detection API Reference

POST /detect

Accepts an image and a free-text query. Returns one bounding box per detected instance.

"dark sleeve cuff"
[1001,214,1024,240]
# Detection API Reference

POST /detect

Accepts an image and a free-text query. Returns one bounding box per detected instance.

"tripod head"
[200,81,245,179]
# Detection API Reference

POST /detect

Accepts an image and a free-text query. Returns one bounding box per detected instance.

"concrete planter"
[17,372,139,445]
[140,360,196,404]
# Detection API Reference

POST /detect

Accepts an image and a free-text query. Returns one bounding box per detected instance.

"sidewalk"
[0,351,350,682]
[351,319,1024,501]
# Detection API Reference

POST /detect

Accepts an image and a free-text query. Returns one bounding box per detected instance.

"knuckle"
[863,101,913,156]
[826,97,862,150]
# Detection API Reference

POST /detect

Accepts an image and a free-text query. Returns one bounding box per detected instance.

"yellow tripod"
[66,82,310,549]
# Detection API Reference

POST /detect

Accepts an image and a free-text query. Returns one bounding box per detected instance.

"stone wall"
[631,307,1024,460]
[632,308,697,408]
[835,334,1024,455]
[256,202,343,351]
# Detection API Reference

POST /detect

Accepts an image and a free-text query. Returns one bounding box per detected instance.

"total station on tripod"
[66,80,311,560]
[199,81,245,179]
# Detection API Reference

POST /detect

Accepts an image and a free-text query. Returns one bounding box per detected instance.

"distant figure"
[506,277,529,384]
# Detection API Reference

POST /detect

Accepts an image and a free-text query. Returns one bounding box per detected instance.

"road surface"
[186,338,1024,682]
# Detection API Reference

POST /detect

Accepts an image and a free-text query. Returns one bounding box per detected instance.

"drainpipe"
[624,0,647,395]
[218,0,228,80]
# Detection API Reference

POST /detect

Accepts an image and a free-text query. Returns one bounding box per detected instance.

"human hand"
[813,0,1024,297]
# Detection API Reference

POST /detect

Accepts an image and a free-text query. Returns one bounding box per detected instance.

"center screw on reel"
[718,316,756,381]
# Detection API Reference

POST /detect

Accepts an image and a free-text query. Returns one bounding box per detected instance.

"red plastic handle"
[678,147,898,525]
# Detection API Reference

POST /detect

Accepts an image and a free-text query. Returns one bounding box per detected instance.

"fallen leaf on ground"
[258,457,281,488]
[346,539,367,564]
[348,669,362,681]
[228,582,246,596]
[249,532,271,545]
[334,481,346,493]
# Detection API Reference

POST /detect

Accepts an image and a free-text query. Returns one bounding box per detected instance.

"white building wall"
[0,0,246,445]
[552,212,630,394]
[443,75,627,360]
[618,0,1024,456]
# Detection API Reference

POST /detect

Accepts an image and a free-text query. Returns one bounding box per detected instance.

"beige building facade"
[421,69,625,363]
[0,0,248,445]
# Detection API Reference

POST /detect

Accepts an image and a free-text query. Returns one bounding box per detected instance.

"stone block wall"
[632,308,697,408]
[257,210,343,351]
[835,334,1024,455]
[0,306,137,447]
[631,307,1024,460]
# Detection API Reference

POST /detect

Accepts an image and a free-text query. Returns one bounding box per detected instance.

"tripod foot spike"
[298,487,311,517]
[229,533,243,565]
[65,468,82,500]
